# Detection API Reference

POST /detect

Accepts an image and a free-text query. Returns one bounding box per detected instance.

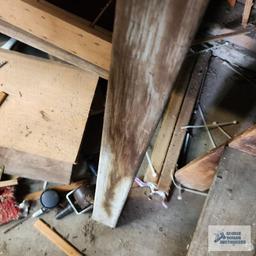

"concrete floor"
[1,2,256,254]
[0,188,205,256]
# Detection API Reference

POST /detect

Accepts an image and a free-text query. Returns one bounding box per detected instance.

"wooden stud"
[144,57,197,184]
[34,219,82,256]
[157,53,211,193]
[92,0,209,227]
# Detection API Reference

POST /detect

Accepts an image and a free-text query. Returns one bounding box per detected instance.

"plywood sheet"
[0,49,98,165]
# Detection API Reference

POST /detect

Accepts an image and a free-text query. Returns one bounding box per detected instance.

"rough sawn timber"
[92,0,209,227]
[0,0,112,79]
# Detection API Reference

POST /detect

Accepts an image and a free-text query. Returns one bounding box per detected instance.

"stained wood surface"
[175,146,225,191]
[0,49,98,183]
[157,53,211,193]
[187,147,256,255]
[229,124,256,156]
[92,0,209,227]
[34,219,82,256]
[0,0,112,78]
[175,124,256,191]
[144,57,196,184]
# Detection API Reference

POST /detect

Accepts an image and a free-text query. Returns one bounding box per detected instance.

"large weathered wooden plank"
[0,0,112,78]
[144,57,196,184]
[187,147,256,255]
[92,0,209,227]
[157,53,211,193]
[0,49,98,183]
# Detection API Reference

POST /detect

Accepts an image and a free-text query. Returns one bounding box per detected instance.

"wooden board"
[34,219,82,256]
[144,57,196,184]
[0,0,112,78]
[175,146,225,191]
[187,147,256,255]
[157,53,211,193]
[0,49,98,183]
[229,124,256,156]
[175,124,256,191]
[92,0,209,228]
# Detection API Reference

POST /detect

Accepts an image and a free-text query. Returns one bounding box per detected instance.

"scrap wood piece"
[0,179,18,188]
[242,0,254,27]
[24,180,87,201]
[187,147,256,255]
[0,147,73,184]
[175,124,256,191]
[0,186,20,224]
[144,56,197,184]
[92,0,209,228]
[0,91,8,106]
[157,52,212,193]
[175,146,225,191]
[34,219,82,256]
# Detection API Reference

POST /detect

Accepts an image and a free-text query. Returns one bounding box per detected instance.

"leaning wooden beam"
[187,147,256,255]
[144,57,197,184]
[157,53,211,193]
[175,124,256,191]
[92,0,209,228]
[0,0,112,78]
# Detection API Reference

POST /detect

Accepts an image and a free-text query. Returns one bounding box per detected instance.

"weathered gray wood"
[92,0,209,227]
[187,147,256,255]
